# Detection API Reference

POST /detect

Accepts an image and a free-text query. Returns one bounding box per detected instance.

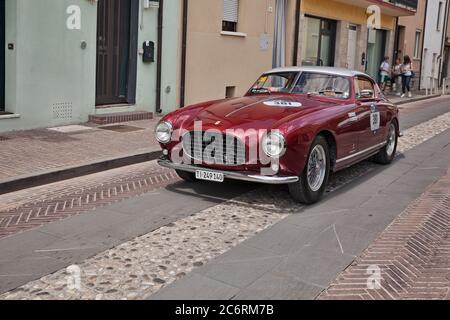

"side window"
[355,77,375,99]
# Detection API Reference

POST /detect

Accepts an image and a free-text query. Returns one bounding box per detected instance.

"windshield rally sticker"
[370,104,380,132]
[264,100,302,108]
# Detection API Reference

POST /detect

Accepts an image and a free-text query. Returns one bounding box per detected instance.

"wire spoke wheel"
[307,145,327,192]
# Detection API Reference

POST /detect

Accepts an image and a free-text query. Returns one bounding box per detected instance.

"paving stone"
[233,272,324,300]
[273,247,355,288]
[149,273,240,300]
[195,245,283,289]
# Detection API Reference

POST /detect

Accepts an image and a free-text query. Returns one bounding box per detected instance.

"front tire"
[175,170,197,182]
[289,135,330,205]
[373,122,398,165]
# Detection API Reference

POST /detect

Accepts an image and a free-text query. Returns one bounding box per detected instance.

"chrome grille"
[182,131,246,166]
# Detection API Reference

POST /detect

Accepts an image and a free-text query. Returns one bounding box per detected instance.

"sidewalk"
[319,168,450,300]
[385,90,441,106]
[0,119,162,194]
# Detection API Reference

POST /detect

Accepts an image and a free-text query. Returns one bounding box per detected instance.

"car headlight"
[262,131,286,158]
[155,121,173,144]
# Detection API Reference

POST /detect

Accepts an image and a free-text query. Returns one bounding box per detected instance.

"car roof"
[265,66,370,78]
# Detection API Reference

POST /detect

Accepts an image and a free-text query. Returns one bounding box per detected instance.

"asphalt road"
[0,97,449,295]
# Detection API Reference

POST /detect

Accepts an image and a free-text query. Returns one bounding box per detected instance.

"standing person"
[401,55,413,98]
[392,58,402,96]
[379,56,391,92]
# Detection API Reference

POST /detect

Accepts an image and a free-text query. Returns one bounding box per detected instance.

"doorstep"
[88,111,154,125]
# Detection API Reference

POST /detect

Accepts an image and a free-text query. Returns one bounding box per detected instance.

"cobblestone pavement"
[319,169,450,300]
[0,119,160,182]
[1,111,449,300]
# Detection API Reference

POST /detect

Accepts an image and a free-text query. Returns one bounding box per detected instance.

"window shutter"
[223,0,239,22]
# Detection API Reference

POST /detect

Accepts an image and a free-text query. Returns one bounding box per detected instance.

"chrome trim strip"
[158,160,299,185]
[336,142,387,164]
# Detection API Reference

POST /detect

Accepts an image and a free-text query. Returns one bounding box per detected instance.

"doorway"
[1,0,5,112]
[366,28,387,81]
[96,0,138,106]
[301,16,336,67]
[347,24,357,70]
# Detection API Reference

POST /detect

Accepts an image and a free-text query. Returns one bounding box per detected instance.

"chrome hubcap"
[386,124,397,157]
[307,145,327,192]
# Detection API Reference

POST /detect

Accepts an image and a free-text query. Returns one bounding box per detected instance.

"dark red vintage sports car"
[156,67,400,204]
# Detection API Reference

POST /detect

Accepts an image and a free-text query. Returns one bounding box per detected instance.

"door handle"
[348,112,358,122]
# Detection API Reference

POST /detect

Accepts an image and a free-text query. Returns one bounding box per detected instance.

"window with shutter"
[222,0,239,32]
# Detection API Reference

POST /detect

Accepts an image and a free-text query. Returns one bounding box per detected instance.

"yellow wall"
[302,0,396,30]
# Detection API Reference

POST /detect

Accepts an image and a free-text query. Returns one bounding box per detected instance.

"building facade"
[395,0,426,90]
[289,0,417,80]
[421,0,449,90]
[181,0,278,106]
[0,0,181,132]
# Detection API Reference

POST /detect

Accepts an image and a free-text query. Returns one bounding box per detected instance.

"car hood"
[185,95,337,131]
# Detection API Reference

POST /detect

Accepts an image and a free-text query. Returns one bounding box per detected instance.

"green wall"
[0,0,180,132]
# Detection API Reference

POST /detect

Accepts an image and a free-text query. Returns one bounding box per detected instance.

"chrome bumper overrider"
[158,159,299,185]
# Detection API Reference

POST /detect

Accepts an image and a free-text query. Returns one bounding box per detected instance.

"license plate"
[195,170,225,183]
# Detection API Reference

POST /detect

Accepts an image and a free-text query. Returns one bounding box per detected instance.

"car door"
[354,76,384,152]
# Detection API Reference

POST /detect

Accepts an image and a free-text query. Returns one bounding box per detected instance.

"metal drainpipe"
[438,0,450,87]
[180,0,188,108]
[418,0,428,90]
[393,17,399,60]
[156,0,164,114]
[292,0,302,66]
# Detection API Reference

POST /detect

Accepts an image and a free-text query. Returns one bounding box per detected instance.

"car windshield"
[250,72,298,94]
[293,72,351,99]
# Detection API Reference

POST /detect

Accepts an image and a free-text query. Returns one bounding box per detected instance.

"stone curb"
[391,94,442,106]
[0,150,162,196]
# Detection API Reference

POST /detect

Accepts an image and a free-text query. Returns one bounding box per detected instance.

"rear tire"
[175,170,197,182]
[289,135,330,205]
[373,122,398,165]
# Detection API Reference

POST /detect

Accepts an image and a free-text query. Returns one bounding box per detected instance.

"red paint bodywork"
[158,73,399,177]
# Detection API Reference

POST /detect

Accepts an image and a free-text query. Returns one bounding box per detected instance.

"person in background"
[379,56,391,92]
[392,58,403,96]
[401,55,414,98]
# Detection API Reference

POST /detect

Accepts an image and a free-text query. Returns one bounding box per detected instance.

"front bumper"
[158,159,299,185]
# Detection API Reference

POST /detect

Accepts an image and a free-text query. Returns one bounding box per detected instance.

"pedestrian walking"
[401,55,414,98]
[392,58,403,96]
[379,56,391,92]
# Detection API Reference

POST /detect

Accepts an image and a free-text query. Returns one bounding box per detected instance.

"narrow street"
[0,96,449,300]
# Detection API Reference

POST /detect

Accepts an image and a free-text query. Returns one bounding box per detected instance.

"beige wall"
[185,0,276,106]
[397,0,426,63]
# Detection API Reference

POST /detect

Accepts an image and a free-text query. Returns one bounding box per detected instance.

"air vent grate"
[52,102,73,120]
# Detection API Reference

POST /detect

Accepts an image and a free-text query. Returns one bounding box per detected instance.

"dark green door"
[0,0,5,112]
[96,0,138,106]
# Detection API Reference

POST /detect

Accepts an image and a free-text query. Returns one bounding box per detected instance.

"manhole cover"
[99,125,144,133]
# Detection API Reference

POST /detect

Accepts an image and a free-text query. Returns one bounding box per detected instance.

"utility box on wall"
[143,41,155,63]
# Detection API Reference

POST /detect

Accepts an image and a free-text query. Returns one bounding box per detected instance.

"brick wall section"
[319,169,450,300]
